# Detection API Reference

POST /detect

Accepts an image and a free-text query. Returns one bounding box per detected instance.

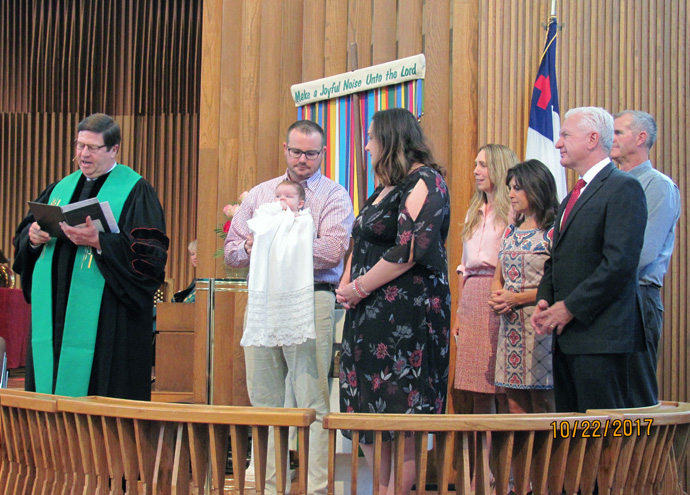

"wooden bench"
[0,391,315,495]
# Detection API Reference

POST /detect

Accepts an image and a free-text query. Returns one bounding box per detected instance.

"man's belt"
[314,282,336,293]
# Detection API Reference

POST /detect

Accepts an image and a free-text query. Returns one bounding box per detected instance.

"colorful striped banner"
[298,79,424,212]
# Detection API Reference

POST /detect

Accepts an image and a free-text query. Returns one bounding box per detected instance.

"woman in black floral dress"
[336,108,451,495]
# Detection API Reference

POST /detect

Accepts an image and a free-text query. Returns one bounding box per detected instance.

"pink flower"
[407,389,420,407]
[223,221,232,233]
[384,286,399,302]
[435,175,446,193]
[416,233,431,249]
[399,230,412,245]
[372,375,382,390]
[409,349,422,367]
[238,190,249,203]
[347,370,357,387]
[375,343,388,359]
[393,359,406,374]
[371,221,386,235]
[223,203,239,218]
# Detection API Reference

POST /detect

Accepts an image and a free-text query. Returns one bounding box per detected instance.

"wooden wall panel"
[347,0,373,70]
[477,1,689,411]
[397,0,423,57]
[256,2,284,184]
[0,0,201,298]
[197,0,689,416]
[324,0,348,77]
[372,0,397,65]
[1,0,688,478]
[423,1,451,169]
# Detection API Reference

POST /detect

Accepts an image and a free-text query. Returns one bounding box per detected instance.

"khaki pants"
[244,290,335,495]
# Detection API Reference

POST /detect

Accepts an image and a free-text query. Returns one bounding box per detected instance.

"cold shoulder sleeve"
[382,168,450,275]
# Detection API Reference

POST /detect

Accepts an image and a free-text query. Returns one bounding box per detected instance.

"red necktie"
[561,178,587,226]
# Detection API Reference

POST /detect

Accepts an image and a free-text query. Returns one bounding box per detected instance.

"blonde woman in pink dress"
[453,144,517,414]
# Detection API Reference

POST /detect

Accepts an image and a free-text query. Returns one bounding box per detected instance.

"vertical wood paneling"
[476,1,689,423]
[215,0,242,230]
[1,0,201,297]
[303,0,326,80]
[256,2,283,183]
[324,0,348,77]
[347,0,372,70]
[0,0,674,440]
[237,0,262,196]
[189,0,690,425]
[279,0,305,140]
[449,0,479,412]
[372,0,397,64]
[422,1,451,168]
[397,0,423,57]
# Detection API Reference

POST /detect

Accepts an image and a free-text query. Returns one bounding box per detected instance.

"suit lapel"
[555,162,615,244]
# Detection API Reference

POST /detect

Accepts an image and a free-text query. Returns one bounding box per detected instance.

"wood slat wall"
[2,0,687,417]
[199,0,688,413]
[196,0,469,296]
[0,0,202,294]
[477,0,688,404]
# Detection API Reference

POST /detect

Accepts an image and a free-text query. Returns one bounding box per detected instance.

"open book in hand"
[28,197,120,241]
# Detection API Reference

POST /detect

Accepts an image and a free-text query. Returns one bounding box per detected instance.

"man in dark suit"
[531,106,647,413]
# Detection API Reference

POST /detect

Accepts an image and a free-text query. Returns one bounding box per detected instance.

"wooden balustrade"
[1,390,689,495]
[0,390,315,495]
[323,403,690,495]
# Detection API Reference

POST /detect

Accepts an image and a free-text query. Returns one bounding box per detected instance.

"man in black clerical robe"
[13,113,168,400]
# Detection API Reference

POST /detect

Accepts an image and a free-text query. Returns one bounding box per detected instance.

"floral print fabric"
[339,166,452,443]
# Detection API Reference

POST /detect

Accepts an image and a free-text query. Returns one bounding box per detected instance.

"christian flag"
[525,15,568,200]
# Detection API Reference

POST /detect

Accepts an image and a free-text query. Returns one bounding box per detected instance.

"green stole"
[31,165,141,396]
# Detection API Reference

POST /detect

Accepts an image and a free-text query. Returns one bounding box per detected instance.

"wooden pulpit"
[152,279,251,406]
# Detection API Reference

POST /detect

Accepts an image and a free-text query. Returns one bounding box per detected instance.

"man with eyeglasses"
[13,113,168,401]
[225,120,354,495]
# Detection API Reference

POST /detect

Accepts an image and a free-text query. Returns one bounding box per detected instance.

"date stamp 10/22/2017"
[550,418,654,439]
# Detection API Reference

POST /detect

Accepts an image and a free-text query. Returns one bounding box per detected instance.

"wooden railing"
[323,402,690,495]
[1,390,689,495]
[0,390,315,495]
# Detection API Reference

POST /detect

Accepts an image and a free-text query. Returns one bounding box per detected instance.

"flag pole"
[551,0,557,16]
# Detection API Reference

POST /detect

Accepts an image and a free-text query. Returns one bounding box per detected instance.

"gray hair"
[614,110,657,150]
[565,106,614,153]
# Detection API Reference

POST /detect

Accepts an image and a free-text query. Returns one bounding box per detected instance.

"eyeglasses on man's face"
[287,147,323,160]
[74,140,108,153]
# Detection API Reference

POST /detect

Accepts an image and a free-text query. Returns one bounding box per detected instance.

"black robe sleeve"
[93,179,169,311]
[12,183,58,303]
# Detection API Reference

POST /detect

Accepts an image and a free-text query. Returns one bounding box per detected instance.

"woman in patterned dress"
[489,159,559,413]
[453,144,516,414]
[336,108,451,495]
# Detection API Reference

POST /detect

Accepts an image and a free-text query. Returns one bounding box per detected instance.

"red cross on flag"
[525,15,568,200]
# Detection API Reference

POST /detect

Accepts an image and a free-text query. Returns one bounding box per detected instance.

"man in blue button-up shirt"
[612,110,681,407]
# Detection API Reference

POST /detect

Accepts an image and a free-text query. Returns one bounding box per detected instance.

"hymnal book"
[28,198,120,241]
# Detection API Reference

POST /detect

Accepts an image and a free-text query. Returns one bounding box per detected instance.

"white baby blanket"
[241,201,315,347]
